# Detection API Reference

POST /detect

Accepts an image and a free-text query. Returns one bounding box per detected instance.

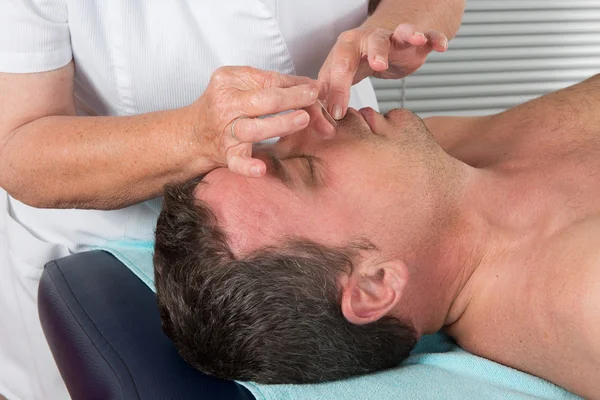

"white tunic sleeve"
[0,0,72,73]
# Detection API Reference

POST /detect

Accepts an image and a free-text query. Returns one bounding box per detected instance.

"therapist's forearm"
[364,0,465,39]
[0,108,210,210]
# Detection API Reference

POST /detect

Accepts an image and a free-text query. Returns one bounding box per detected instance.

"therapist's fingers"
[367,29,393,73]
[257,69,319,89]
[391,24,428,47]
[237,84,318,116]
[305,101,336,138]
[196,66,326,175]
[425,30,448,53]
[227,109,310,143]
[322,35,361,120]
[213,66,317,91]
[227,153,267,178]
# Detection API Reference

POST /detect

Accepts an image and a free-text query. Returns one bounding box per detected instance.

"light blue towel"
[95,241,581,400]
[89,240,157,292]
[240,334,580,400]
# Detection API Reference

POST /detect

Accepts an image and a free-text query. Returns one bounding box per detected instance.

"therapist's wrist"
[361,14,401,32]
[361,0,464,39]
[175,101,219,176]
[362,14,438,35]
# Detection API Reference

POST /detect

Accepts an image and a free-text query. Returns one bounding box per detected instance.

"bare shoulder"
[496,73,600,137]
[425,75,600,168]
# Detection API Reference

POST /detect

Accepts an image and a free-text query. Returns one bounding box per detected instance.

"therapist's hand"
[187,66,323,177]
[319,23,448,120]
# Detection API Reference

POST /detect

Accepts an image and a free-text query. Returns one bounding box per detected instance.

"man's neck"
[393,165,506,336]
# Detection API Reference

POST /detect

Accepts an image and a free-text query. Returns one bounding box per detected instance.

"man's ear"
[340,260,408,325]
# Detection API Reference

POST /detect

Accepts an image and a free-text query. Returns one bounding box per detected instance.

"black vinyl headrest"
[38,250,254,400]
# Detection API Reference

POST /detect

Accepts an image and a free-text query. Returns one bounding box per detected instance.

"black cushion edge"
[39,258,139,400]
[38,250,256,400]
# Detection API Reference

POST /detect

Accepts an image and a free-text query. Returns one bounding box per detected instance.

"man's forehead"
[195,167,300,254]
[196,167,271,220]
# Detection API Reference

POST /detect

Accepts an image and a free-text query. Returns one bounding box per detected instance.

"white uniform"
[0,0,378,398]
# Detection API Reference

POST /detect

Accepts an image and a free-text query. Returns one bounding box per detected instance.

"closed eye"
[267,152,322,189]
[293,154,321,188]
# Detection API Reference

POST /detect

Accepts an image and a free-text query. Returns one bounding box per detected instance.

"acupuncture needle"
[317,99,337,128]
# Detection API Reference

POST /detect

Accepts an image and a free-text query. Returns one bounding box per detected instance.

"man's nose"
[302,101,337,139]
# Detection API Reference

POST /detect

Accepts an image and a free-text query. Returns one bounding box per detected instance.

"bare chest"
[446,78,600,396]
[453,214,600,398]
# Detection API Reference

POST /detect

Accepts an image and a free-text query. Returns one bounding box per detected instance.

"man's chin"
[384,108,419,125]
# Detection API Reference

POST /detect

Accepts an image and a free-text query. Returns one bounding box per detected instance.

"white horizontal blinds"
[371,0,600,117]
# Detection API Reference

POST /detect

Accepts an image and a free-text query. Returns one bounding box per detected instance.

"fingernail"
[304,88,318,99]
[332,105,343,120]
[441,37,448,49]
[374,55,387,67]
[251,165,263,176]
[294,112,310,126]
[414,32,426,40]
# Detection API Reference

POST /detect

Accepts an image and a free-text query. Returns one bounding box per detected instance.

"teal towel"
[89,240,156,292]
[240,334,580,400]
[95,241,581,400]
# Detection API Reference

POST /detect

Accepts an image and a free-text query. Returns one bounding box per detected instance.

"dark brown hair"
[154,178,417,383]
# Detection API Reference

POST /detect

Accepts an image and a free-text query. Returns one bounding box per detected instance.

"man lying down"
[153,75,600,399]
